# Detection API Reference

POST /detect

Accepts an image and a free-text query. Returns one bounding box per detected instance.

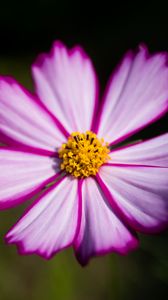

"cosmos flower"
[0,42,168,266]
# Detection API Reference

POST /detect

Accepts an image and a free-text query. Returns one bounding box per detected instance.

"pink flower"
[0,41,168,266]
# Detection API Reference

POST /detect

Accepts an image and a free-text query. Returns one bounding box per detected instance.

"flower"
[0,41,168,266]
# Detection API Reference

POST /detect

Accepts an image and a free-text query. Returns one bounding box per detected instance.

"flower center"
[58,131,110,178]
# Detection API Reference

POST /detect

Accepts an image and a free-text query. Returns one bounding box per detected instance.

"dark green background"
[0,1,168,299]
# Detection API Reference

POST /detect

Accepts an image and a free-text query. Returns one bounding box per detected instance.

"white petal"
[6,176,79,258]
[32,41,98,133]
[0,148,59,208]
[110,133,168,167]
[97,46,168,145]
[0,77,66,152]
[74,177,138,265]
[99,165,168,232]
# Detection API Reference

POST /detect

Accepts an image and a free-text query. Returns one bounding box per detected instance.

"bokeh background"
[0,1,168,299]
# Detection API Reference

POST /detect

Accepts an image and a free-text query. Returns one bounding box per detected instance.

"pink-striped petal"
[99,165,168,233]
[0,77,66,152]
[74,177,138,265]
[6,176,78,259]
[110,133,168,167]
[0,148,59,209]
[96,46,168,145]
[32,41,98,133]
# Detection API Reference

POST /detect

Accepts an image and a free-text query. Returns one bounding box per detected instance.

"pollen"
[58,131,110,178]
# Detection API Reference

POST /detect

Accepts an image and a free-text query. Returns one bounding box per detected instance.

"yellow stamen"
[58,131,110,178]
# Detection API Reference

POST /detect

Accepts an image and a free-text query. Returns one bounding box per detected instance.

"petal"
[96,46,168,145]
[0,77,66,152]
[110,133,168,167]
[6,176,79,259]
[0,148,59,209]
[99,165,168,233]
[32,41,98,133]
[74,177,138,265]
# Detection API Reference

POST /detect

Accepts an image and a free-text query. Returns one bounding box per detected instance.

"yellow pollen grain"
[58,131,110,178]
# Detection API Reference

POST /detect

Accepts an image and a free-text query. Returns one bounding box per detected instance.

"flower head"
[59,131,110,177]
[0,41,168,265]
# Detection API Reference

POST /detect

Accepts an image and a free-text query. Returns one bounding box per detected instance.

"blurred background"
[0,1,168,299]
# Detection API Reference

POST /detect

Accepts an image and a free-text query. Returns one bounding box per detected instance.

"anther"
[74,136,78,143]
[90,137,94,144]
